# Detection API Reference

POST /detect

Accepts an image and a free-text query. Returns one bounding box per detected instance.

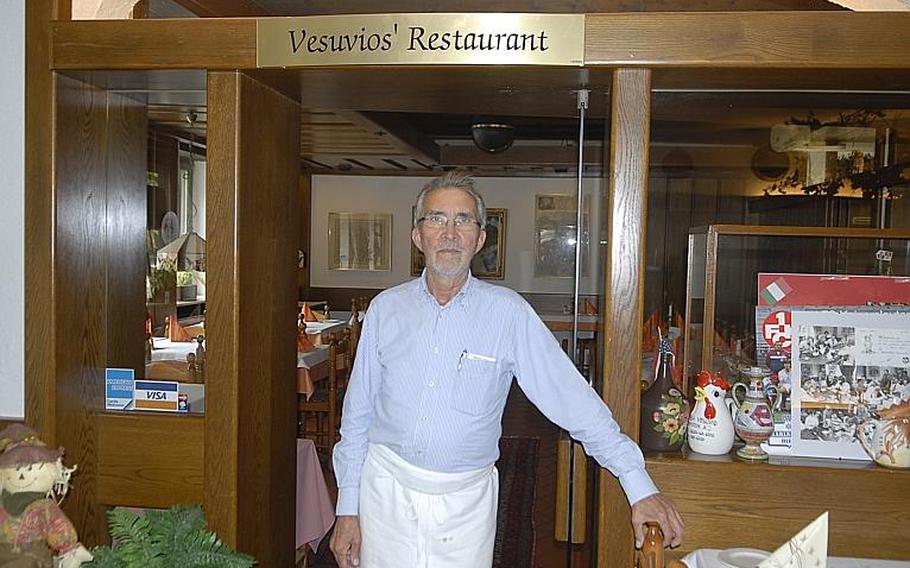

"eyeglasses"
[417,212,482,230]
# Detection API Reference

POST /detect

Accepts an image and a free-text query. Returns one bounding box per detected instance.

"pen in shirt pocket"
[457,349,497,371]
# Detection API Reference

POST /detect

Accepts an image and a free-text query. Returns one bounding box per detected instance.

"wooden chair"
[297,332,352,459]
[349,295,369,360]
[332,331,353,429]
[636,522,688,568]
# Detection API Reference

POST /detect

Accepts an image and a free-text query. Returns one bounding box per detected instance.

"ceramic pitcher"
[731,367,778,461]
[858,402,910,469]
[688,370,735,455]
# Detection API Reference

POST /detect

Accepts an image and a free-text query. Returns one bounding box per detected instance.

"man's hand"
[330,515,362,568]
[631,493,684,548]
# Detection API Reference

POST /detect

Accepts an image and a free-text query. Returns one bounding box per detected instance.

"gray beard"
[427,251,471,281]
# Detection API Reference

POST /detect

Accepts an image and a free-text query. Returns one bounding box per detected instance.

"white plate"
[718,548,771,568]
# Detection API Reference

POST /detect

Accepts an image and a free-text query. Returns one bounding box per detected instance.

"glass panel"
[144,130,207,414]
[647,90,910,383]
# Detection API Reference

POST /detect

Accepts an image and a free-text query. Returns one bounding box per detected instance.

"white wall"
[311,175,603,294]
[192,159,206,238]
[0,0,25,419]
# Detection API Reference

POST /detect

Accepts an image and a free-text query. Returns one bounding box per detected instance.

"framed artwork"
[328,212,392,271]
[534,194,589,278]
[410,208,507,280]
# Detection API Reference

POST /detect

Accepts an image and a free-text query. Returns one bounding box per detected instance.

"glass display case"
[682,224,910,392]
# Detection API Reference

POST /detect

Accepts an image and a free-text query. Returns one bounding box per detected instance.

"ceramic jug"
[688,370,735,455]
[858,402,910,469]
[731,367,778,461]
[640,338,690,452]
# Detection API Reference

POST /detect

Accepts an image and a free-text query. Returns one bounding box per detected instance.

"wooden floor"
[310,382,598,568]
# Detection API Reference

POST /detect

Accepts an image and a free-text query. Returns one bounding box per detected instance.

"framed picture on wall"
[328,212,392,271]
[410,208,507,280]
[534,194,589,278]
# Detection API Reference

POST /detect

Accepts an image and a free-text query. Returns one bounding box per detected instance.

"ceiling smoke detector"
[471,118,515,154]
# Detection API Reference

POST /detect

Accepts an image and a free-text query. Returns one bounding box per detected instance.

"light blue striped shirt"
[333,273,658,515]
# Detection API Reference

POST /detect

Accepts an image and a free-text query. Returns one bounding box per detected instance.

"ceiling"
[109,0,910,175]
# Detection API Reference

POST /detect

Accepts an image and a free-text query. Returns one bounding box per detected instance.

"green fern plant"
[86,505,256,568]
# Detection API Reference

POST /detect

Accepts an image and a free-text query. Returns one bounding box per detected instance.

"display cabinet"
[682,224,910,392]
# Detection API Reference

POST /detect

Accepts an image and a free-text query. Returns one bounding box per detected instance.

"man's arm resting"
[630,493,684,549]
[620,468,684,548]
[330,515,362,568]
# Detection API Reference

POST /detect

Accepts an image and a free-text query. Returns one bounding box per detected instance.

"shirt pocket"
[452,356,503,416]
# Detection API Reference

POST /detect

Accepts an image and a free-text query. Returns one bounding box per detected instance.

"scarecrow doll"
[0,424,91,568]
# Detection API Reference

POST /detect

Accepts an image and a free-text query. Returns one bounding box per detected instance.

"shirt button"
[428,381,435,387]
[423,416,429,421]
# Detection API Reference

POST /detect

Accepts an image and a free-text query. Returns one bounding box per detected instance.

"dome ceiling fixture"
[471,118,515,154]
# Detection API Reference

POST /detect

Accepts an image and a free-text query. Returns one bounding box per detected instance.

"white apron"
[359,443,498,568]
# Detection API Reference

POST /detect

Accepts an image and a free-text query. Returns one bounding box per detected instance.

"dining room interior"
[12,1,910,567]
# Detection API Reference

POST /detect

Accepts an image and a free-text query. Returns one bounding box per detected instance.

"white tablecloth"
[682,549,910,568]
[151,338,198,362]
[304,319,347,336]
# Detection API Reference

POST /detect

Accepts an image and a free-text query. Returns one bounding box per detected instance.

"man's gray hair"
[413,171,486,229]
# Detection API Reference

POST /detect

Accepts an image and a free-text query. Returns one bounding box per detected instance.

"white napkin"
[758,512,828,568]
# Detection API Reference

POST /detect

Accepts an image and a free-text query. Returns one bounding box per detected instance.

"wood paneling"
[205,72,240,547]
[53,74,148,545]
[52,19,256,69]
[51,14,910,72]
[54,73,109,545]
[172,0,268,17]
[647,455,910,560]
[25,0,56,441]
[586,12,910,68]
[206,71,300,566]
[97,413,204,507]
[106,83,148,375]
[252,0,841,15]
[598,68,651,568]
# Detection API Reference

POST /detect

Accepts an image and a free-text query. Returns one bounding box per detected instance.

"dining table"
[303,319,348,344]
[297,345,330,398]
[296,438,336,553]
[681,549,910,568]
[151,337,198,361]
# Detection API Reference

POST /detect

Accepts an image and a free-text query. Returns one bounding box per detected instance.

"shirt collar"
[419,269,475,309]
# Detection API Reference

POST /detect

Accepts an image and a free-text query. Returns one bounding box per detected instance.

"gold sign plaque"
[257,14,584,67]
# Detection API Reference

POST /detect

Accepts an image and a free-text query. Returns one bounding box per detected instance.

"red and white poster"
[754,273,910,455]
[758,273,910,307]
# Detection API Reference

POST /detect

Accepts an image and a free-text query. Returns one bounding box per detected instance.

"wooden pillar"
[205,71,300,567]
[25,0,56,443]
[46,70,148,544]
[597,67,652,568]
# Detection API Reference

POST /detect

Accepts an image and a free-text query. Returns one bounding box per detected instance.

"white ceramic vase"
[687,371,735,455]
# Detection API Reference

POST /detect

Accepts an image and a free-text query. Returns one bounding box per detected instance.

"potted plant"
[147,258,177,303]
[177,271,197,301]
[85,505,255,567]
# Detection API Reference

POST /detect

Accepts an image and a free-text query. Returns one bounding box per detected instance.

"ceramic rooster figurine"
[688,370,735,455]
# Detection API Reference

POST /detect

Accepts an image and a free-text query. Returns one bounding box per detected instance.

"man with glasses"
[331,172,683,568]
